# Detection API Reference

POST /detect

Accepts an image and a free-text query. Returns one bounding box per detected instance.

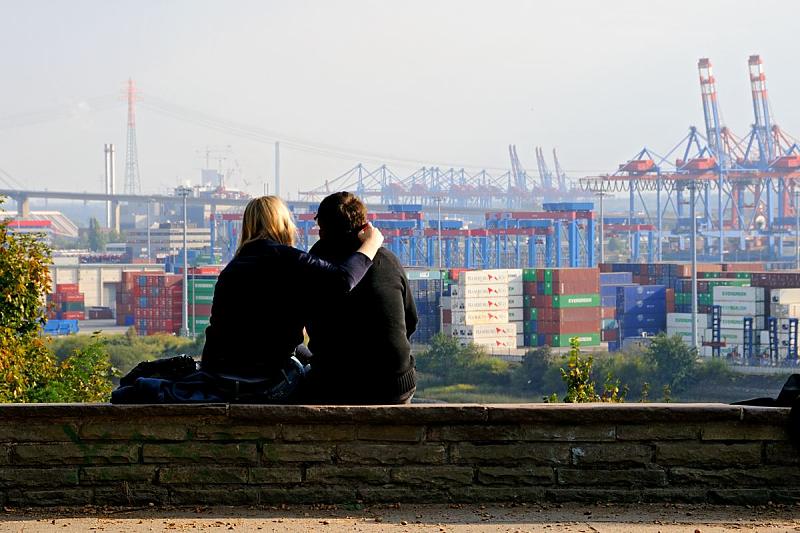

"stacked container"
[115,272,137,327]
[507,269,524,347]
[707,285,766,357]
[406,269,446,344]
[443,269,517,351]
[47,283,85,320]
[187,276,217,336]
[616,285,667,342]
[666,312,710,346]
[116,272,183,335]
[522,267,601,348]
[599,272,633,349]
[768,288,800,357]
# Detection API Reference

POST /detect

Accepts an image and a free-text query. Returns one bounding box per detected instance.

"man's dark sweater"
[305,239,417,404]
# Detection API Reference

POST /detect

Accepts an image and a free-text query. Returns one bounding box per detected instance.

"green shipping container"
[698,293,713,305]
[551,294,600,309]
[523,333,538,346]
[733,273,752,280]
[188,279,217,290]
[522,268,537,282]
[543,269,553,282]
[708,279,749,288]
[542,281,553,295]
[550,333,601,347]
[189,294,214,305]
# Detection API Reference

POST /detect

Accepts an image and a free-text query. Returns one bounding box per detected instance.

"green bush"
[644,333,698,392]
[30,334,115,403]
[415,334,509,387]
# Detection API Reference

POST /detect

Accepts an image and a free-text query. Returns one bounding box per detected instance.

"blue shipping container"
[600,272,633,285]
[619,314,666,328]
[615,285,666,314]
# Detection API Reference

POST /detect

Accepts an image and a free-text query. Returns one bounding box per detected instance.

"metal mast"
[748,55,775,164]
[124,78,141,194]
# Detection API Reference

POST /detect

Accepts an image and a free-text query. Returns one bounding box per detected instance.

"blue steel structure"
[210,203,597,268]
[580,55,800,264]
[299,147,590,209]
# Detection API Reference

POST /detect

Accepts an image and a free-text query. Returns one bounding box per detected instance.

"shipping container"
[712,286,764,303]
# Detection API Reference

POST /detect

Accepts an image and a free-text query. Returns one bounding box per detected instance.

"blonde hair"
[236,196,297,254]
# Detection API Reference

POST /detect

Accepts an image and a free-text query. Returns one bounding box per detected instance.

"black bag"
[733,374,800,407]
[112,354,309,404]
[119,354,198,387]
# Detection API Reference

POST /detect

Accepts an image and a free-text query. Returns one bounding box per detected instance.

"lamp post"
[434,194,444,335]
[795,189,800,270]
[689,180,699,351]
[579,176,614,265]
[176,186,192,337]
[146,199,152,262]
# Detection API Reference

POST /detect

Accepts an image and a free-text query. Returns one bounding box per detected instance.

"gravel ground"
[1,503,800,532]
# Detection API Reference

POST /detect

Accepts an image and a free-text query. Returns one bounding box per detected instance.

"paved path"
[2,503,799,532]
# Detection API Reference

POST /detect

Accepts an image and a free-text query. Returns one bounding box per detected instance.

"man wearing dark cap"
[304,191,417,404]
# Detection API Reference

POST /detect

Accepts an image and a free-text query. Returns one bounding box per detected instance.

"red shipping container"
[552,280,600,295]
[537,320,600,335]
[665,288,675,313]
[448,269,467,282]
[538,307,600,322]
[550,268,599,284]
[191,304,213,316]
[56,283,80,294]
[601,329,619,342]
[57,293,85,303]
[61,311,85,320]
[523,282,538,295]
[601,306,616,319]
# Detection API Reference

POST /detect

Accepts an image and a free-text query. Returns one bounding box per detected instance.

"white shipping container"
[712,286,764,303]
[516,333,525,346]
[760,330,771,345]
[458,269,509,285]
[450,284,509,298]
[449,323,517,338]
[777,318,799,332]
[507,282,523,296]
[450,297,509,312]
[666,313,710,330]
[440,296,451,309]
[450,310,510,325]
[770,303,800,318]
[668,329,708,344]
[457,336,517,349]
[770,288,800,305]
[717,301,765,316]
[719,316,765,330]
[508,308,524,321]
[506,269,523,282]
[508,295,523,309]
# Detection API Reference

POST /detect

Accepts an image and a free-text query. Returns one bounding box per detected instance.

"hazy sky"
[1,0,798,198]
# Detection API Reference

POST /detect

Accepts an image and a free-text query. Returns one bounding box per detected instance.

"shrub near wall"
[0,403,796,506]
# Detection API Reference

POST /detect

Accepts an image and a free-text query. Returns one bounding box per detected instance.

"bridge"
[0,188,499,230]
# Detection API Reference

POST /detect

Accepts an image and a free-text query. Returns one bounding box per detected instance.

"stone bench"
[0,403,795,506]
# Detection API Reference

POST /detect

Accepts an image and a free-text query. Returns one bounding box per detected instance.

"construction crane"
[579,54,800,263]
[553,148,568,193]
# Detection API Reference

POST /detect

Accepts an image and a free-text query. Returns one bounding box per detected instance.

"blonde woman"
[200,196,383,399]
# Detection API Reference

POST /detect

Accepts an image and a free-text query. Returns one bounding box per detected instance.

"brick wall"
[0,403,796,506]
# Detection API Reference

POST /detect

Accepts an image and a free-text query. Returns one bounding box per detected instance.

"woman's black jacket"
[200,238,372,379]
